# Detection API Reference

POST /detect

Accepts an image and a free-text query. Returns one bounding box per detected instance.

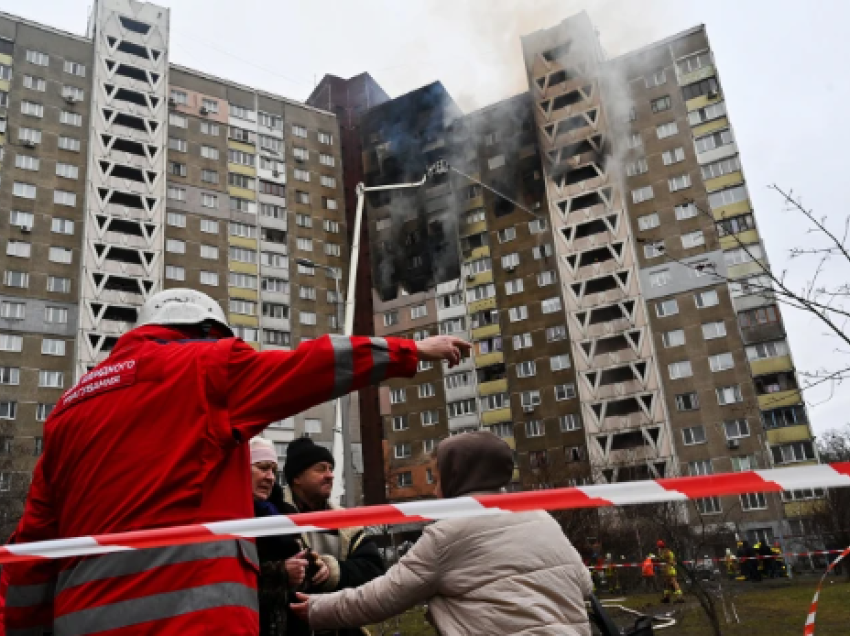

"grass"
[366,576,850,635]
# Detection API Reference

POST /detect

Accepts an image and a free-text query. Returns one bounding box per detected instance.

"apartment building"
[521,14,815,542]
[0,0,360,514]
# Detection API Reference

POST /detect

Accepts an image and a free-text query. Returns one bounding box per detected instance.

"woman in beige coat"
[292,431,593,635]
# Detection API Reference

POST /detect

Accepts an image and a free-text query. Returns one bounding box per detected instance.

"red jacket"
[3,325,418,635]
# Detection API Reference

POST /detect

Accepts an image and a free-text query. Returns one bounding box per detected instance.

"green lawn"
[367,576,850,635]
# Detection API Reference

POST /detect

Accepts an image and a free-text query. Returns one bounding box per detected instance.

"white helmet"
[136,288,232,335]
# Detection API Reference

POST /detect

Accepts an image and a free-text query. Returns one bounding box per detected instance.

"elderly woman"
[250,436,308,636]
[292,431,592,635]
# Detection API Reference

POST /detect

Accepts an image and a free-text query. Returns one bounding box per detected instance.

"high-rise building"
[0,0,359,531]
[351,15,815,543]
[306,73,390,504]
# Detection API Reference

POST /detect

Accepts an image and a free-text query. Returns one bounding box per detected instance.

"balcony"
[445,384,477,403]
[749,354,793,376]
[678,64,716,87]
[475,351,504,368]
[228,286,258,301]
[757,389,801,410]
[448,412,479,432]
[719,228,759,251]
[767,424,812,446]
[98,318,132,336]
[478,378,508,396]
[468,297,497,315]
[482,406,511,426]
[471,323,500,341]
[463,245,490,262]
[465,270,493,287]
[740,322,785,345]
[230,313,259,327]
[229,235,257,250]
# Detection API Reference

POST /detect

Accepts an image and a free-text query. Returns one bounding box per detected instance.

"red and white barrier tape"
[589,550,848,570]
[2,462,849,566]
[804,545,850,635]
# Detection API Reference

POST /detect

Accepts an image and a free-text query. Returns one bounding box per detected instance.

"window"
[13,182,36,199]
[701,321,726,340]
[525,420,545,438]
[689,459,714,476]
[169,89,188,105]
[165,265,185,281]
[695,289,719,308]
[322,197,338,210]
[396,472,412,488]
[0,367,19,386]
[695,497,722,515]
[716,385,743,405]
[731,456,756,472]
[35,404,53,423]
[532,244,553,259]
[529,218,547,233]
[656,121,678,139]
[545,354,570,373]
[680,230,704,249]
[0,334,22,351]
[21,100,44,118]
[169,112,188,128]
[717,213,756,238]
[516,361,536,379]
[507,305,528,323]
[294,168,310,182]
[631,186,654,203]
[688,100,726,126]
[47,276,70,293]
[229,246,257,264]
[440,318,465,335]
[649,270,671,287]
[661,329,685,348]
[167,212,186,227]
[555,384,577,401]
[637,213,659,231]
[724,244,763,267]
[1,302,25,320]
[169,137,188,153]
[724,419,750,440]
[318,153,335,167]
[19,128,42,144]
[498,227,516,243]
[389,388,406,405]
[15,154,40,171]
[740,493,767,511]
[229,273,256,289]
[668,174,691,192]
[200,122,220,136]
[678,51,712,74]
[228,299,257,317]
[651,95,671,113]
[169,162,187,177]
[299,286,316,301]
[668,361,692,379]
[627,132,642,149]
[294,237,312,252]
[7,241,31,258]
[501,279,523,296]
[198,193,217,209]
[444,398,475,420]
[3,271,27,288]
[295,261,313,275]
[676,392,699,411]
[38,370,64,388]
[679,425,707,447]
[0,402,16,420]
[773,441,816,465]
[682,76,720,101]
[702,156,741,181]
[165,239,186,254]
[645,69,666,87]
[263,302,289,319]
[655,299,678,317]
[391,415,408,432]
[320,175,337,188]
[709,352,734,372]
[662,147,685,166]
[511,333,532,351]
[695,128,734,155]
[48,247,72,264]
[746,340,789,362]
[228,149,255,166]
[709,185,748,210]
[10,211,34,230]
[23,75,45,91]
[292,124,307,138]
[521,390,541,408]
[262,330,290,348]
[200,145,220,160]
[196,271,218,287]
[393,443,411,459]
[54,190,78,207]
[166,187,187,203]
[230,104,254,120]
[541,297,562,314]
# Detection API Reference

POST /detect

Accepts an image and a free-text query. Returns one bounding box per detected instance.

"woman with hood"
[291,431,593,635]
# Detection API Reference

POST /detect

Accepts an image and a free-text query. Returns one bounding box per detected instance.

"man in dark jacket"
[284,437,385,635]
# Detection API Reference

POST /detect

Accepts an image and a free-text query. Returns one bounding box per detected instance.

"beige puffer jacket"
[309,510,593,635]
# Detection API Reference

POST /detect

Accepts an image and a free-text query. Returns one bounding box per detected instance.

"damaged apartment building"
[313,13,817,544]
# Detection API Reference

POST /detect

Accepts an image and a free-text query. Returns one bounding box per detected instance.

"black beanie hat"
[284,436,335,485]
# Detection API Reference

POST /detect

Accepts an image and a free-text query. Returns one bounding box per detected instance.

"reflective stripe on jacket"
[4,326,418,635]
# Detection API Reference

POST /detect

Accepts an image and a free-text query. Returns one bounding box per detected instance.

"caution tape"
[589,550,848,570]
[804,545,850,635]
[2,462,849,566]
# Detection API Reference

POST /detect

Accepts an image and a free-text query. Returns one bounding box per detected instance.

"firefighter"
[771,541,787,578]
[656,540,684,604]
[724,548,738,579]
[641,554,658,593]
[2,289,470,636]
[604,553,620,594]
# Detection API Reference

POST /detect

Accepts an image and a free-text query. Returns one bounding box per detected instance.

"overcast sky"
[4,0,849,435]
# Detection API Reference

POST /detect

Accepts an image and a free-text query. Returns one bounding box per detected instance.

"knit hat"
[284,436,334,485]
[435,431,513,498]
[249,436,277,466]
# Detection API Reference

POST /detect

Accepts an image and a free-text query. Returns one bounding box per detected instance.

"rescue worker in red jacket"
[3,288,470,636]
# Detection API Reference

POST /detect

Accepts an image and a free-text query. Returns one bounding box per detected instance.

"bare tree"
[0,431,35,542]
[810,425,850,578]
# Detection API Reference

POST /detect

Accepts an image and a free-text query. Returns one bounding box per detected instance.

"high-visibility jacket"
[3,325,418,636]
